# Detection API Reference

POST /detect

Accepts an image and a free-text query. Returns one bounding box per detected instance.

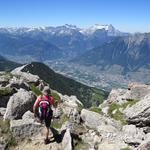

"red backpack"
[38,96,52,120]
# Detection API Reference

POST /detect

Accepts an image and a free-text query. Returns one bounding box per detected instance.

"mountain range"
[0,24,149,89]
[0,24,128,61]
[72,33,150,73]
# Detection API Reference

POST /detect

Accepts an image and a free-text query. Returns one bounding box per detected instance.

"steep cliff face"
[72,33,150,74]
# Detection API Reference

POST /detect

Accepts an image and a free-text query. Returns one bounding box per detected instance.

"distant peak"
[64,24,78,29]
[91,24,114,30]
[79,24,116,35]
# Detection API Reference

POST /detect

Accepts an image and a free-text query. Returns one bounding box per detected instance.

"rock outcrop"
[62,129,72,150]
[107,88,131,104]
[81,109,121,130]
[10,119,42,138]
[122,125,145,146]
[62,95,83,124]
[4,89,36,120]
[124,94,150,126]
[22,110,35,120]
[106,82,150,105]
[11,65,39,84]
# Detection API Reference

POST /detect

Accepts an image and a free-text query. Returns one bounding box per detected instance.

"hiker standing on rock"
[33,86,54,144]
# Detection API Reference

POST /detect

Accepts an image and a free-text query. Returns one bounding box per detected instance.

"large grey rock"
[53,104,62,118]
[4,89,36,120]
[62,95,82,123]
[81,129,102,149]
[81,109,121,131]
[121,125,145,146]
[128,82,150,100]
[62,129,72,150]
[11,65,39,84]
[22,111,34,120]
[62,95,83,108]
[106,83,150,105]
[124,94,150,126]
[107,88,131,104]
[97,124,120,142]
[10,119,42,138]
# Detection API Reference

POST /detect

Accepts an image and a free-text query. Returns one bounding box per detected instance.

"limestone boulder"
[11,65,39,84]
[121,125,145,146]
[62,129,72,150]
[107,88,131,104]
[62,95,83,123]
[124,94,150,126]
[4,89,36,120]
[10,119,42,138]
[81,109,121,131]
[22,111,35,120]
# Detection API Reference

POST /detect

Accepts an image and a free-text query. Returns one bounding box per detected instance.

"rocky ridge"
[0,65,150,150]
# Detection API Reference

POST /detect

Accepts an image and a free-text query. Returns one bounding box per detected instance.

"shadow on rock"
[49,127,66,144]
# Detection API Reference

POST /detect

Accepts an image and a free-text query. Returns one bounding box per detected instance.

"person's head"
[42,86,51,96]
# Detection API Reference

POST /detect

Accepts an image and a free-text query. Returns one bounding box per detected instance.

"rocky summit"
[0,65,150,150]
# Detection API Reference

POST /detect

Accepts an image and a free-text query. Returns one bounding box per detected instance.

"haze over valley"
[0,24,149,90]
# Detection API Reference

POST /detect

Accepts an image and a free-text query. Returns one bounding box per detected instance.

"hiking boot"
[44,138,50,145]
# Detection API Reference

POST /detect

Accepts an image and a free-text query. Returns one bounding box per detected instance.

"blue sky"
[0,0,150,33]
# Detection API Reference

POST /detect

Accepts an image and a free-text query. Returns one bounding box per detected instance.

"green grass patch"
[0,119,10,134]
[51,92,61,101]
[5,136,17,150]
[108,100,139,124]
[108,103,126,125]
[29,83,42,96]
[51,114,68,129]
[51,92,61,107]
[76,102,83,112]
[0,87,15,96]
[122,99,139,109]
[89,107,102,114]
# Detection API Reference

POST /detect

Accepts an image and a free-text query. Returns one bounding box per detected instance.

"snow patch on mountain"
[0,24,126,36]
